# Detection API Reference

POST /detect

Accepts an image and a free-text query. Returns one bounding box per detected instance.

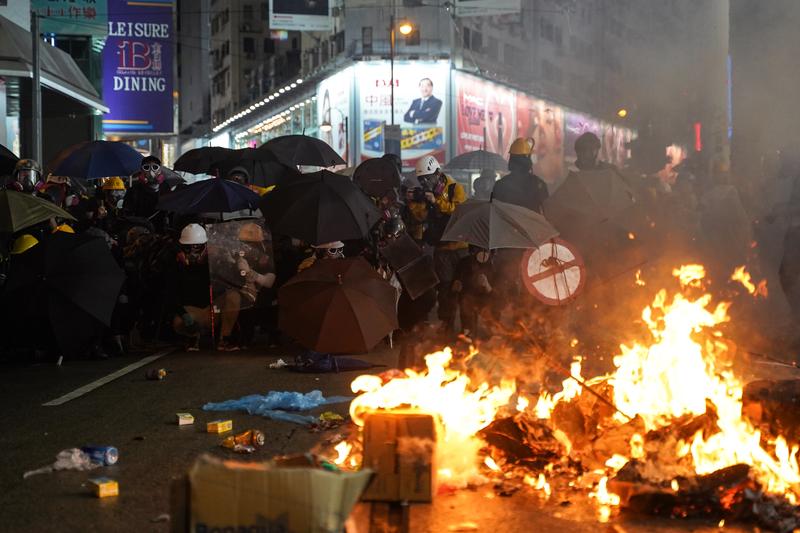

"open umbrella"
[445,150,508,171]
[173,147,235,175]
[353,158,402,197]
[0,143,19,175]
[279,257,398,353]
[260,170,380,245]
[211,148,300,187]
[46,141,89,176]
[3,233,124,355]
[258,135,345,168]
[0,190,75,233]
[156,177,261,214]
[441,199,558,249]
[51,141,143,179]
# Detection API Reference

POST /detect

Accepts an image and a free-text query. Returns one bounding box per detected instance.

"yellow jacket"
[434,174,468,250]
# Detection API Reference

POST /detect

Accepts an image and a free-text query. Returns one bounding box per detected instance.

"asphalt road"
[0,344,760,533]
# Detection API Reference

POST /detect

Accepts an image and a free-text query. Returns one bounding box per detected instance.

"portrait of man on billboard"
[404,77,443,124]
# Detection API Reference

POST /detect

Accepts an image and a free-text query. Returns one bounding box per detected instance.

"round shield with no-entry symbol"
[520,238,586,305]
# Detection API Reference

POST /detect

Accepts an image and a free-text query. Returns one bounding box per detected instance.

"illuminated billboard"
[269,0,333,32]
[356,60,448,168]
[316,67,353,163]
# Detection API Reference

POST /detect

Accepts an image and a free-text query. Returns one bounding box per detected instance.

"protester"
[168,223,212,352]
[123,156,170,220]
[101,177,127,215]
[225,166,250,185]
[415,155,468,332]
[492,137,549,212]
[574,132,608,171]
[6,159,41,193]
[452,246,496,338]
[298,241,345,272]
[472,169,496,200]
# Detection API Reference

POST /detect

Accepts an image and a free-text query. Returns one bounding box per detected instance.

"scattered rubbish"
[202,390,351,425]
[81,446,119,466]
[177,413,195,426]
[448,522,479,532]
[268,358,288,369]
[145,368,167,381]
[150,514,170,523]
[319,411,344,422]
[291,351,383,373]
[222,430,265,454]
[187,454,371,532]
[206,420,233,434]
[310,411,347,433]
[56,356,63,367]
[89,477,119,498]
[23,448,100,478]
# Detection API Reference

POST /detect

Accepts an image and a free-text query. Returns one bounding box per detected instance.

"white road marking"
[42,350,172,406]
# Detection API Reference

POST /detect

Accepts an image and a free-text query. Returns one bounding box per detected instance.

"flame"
[628,232,636,240]
[589,476,620,522]
[731,266,768,298]
[516,395,529,412]
[524,473,552,497]
[333,441,352,466]
[635,269,646,286]
[672,264,706,289]
[350,348,515,486]
[484,456,500,472]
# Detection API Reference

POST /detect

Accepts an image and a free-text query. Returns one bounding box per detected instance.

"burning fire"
[344,262,800,521]
[731,266,768,298]
[350,348,515,486]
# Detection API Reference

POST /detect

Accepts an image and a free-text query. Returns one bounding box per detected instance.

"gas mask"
[323,245,345,259]
[180,243,207,266]
[142,163,161,190]
[107,190,125,205]
[15,170,37,193]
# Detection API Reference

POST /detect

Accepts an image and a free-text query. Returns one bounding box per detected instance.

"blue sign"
[102,0,174,134]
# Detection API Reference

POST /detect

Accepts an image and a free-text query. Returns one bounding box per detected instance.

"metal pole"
[345,115,349,167]
[389,14,395,126]
[31,10,42,163]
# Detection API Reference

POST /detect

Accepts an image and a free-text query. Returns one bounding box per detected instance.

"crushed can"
[81,446,119,466]
[145,368,167,381]
[222,429,266,451]
[89,477,119,498]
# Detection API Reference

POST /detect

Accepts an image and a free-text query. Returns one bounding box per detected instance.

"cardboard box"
[89,477,119,498]
[189,454,372,533]
[206,419,232,433]
[177,413,194,426]
[361,411,437,502]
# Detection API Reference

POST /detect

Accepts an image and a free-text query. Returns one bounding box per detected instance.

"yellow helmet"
[509,137,535,156]
[238,222,264,243]
[53,223,75,234]
[11,234,39,255]
[102,177,126,191]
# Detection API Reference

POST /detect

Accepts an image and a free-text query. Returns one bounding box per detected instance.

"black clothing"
[491,170,549,213]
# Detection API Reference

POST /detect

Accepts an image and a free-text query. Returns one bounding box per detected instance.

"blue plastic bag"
[202,390,351,425]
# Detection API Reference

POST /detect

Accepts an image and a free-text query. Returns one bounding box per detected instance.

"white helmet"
[415,155,440,177]
[179,223,208,245]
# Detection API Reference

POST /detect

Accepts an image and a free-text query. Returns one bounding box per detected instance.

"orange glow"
[731,266,768,298]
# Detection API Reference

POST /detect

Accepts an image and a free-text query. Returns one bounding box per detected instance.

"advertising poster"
[454,72,517,157]
[317,68,353,162]
[207,220,275,314]
[33,0,108,37]
[269,0,332,32]
[455,0,521,17]
[564,111,601,162]
[357,61,448,168]
[517,94,564,184]
[102,0,174,134]
[599,122,635,168]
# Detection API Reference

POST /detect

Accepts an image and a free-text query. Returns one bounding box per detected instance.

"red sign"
[520,238,586,305]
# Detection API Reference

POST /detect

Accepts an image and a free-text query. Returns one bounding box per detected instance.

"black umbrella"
[211,148,300,187]
[353,158,402,197]
[51,141,143,179]
[0,143,19,175]
[258,135,345,168]
[3,233,125,356]
[156,177,261,214]
[261,170,380,245]
[445,150,508,171]
[174,147,235,175]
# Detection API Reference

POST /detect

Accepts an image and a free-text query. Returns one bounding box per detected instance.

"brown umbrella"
[278,257,398,354]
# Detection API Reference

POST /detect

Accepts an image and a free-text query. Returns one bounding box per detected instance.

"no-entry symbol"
[521,238,586,305]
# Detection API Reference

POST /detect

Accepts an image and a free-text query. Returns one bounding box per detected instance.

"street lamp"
[320,108,349,166]
[389,16,415,125]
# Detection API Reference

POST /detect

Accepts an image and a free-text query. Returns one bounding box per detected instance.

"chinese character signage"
[33,0,108,37]
[102,0,174,134]
[356,61,448,168]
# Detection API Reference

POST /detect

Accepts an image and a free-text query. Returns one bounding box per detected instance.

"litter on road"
[202,390,351,425]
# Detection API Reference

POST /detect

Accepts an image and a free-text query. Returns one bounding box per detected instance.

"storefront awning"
[0,17,108,113]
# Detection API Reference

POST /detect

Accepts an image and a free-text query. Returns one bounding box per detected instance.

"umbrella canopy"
[544,168,637,226]
[156,177,261,214]
[3,233,124,355]
[0,143,18,175]
[173,147,235,175]
[51,141,143,179]
[160,167,187,188]
[260,169,381,245]
[441,199,559,249]
[211,147,300,187]
[0,189,75,233]
[46,141,89,176]
[279,257,398,353]
[353,158,402,197]
[258,135,345,168]
[445,150,508,171]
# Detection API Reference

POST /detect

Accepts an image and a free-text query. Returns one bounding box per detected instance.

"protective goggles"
[142,164,161,172]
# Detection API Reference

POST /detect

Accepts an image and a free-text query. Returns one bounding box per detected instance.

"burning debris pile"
[330,265,800,531]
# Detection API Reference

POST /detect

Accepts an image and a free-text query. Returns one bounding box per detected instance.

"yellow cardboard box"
[89,477,119,498]
[189,454,372,533]
[206,419,232,433]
